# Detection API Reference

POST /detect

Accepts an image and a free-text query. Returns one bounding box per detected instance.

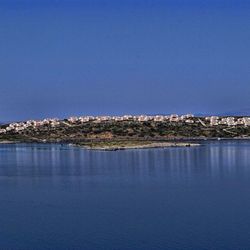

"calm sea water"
[1,141,250,249]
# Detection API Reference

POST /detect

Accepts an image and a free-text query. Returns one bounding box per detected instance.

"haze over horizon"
[0,0,250,121]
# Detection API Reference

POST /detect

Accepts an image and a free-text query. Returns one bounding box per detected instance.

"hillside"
[1,117,250,143]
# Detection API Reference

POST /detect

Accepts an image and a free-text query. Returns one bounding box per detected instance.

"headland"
[0,114,250,149]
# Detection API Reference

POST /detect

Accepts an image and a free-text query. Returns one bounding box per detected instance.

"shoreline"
[0,140,18,144]
[1,137,250,150]
[80,142,200,151]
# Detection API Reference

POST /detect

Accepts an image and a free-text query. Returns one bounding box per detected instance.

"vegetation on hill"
[1,118,250,144]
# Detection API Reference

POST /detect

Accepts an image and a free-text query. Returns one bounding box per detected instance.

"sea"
[0,140,250,249]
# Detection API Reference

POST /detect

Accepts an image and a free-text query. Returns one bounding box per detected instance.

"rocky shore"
[0,140,17,144]
[80,141,200,151]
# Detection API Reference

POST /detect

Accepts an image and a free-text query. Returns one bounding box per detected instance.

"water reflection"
[0,141,250,181]
[1,141,250,250]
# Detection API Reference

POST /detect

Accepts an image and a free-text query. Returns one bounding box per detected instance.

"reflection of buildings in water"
[207,142,250,177]
[1,142,250,183]
[208,145,220,178]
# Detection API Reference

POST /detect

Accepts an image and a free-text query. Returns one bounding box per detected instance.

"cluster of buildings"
[205,116,250,127]
[0,118,60,134]
[0,114,193,134]
[67,114,194,123]
[1,114,250,135]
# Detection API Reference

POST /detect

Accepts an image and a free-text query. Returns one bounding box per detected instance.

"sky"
[0,0,250,121]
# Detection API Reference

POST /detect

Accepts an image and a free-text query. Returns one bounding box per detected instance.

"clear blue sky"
[0,0,250,121]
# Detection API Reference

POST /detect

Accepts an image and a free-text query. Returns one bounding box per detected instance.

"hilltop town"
[0,114,250,146]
